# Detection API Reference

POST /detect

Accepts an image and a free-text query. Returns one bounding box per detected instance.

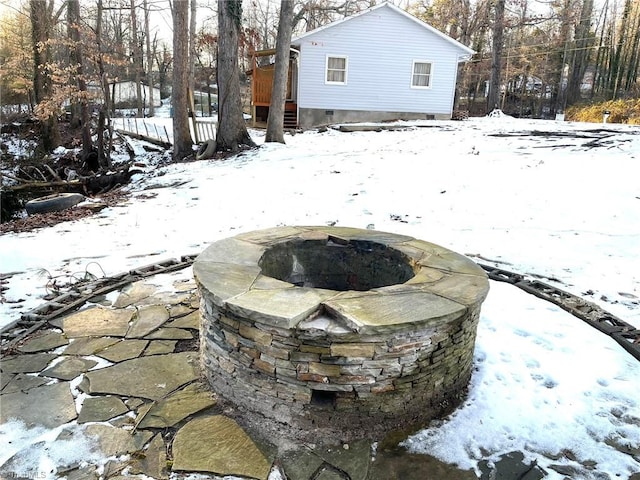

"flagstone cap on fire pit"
[193,226,489,335]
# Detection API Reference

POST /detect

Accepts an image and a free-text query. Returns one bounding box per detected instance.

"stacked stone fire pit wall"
[194,226,489,440]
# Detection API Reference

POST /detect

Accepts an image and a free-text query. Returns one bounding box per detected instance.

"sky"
[1,112,639,478]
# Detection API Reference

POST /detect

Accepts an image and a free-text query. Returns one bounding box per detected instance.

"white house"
[251,2,474,129]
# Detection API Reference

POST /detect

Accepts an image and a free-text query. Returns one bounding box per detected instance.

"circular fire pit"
[194,226,489,441]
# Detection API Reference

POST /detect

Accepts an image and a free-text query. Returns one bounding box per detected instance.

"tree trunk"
[68,0,93,157]
[172,1,193,161]
[623,1,640,93]
[566,0,594,105]
[156,45,172,99]
[144,0,155,116]
[30,0,60,153]
[189,0,197,97]
[131,0,143,116]
[66,5,81,129]
[216,0,256,152]
[265,0,294,143]
[591,1,609,98]
[96,0,112,168]
[487,0,505,112]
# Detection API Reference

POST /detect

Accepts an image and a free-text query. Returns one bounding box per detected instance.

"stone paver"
[113,281,158,307]
[144,327,192,340]
[63,306,134,338]
[169,304,194,317]
[1,372,14,391]
[136,382,216,428]
[0,381,77,428]
[17,330,68,352]
[143,340,177,355]
[62,336,120,355]
[171,415,272,479]
[129,433,168,479]
[1,353,56,373]
[84,351,199,400]
[84,423,153,457]
[127,304,170,338]
[316,440,371,480]
[41,356,97,380]
[96,339,149,362]
[77,396,129,423]
[164,310,199,329]
[1,373,48,394]
[136,291,192,307]
[281,449,325,479]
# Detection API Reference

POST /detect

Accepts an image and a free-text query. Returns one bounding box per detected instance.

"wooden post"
[188,88,199,144]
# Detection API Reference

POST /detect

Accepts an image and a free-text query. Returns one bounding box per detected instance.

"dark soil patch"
[0,189,129,234]
[174,332,199,353]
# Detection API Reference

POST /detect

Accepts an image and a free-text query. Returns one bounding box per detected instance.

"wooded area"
[0,0,639,159]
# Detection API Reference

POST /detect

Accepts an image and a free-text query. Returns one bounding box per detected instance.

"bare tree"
[565,0,594,104]
[189,0,197,96]
[155,44,173,98]
[131,0,143,116]
[172,0,193,160]
[67,0,93,157]
[30,0,60,152]
[607,0,640,98]
[292,0,371,32]
[143,0,155,116]
[265,0,294,143]
[96,0,112,168]
[216,0,255,152]
[487,0,505,112]
[553,0,575,113]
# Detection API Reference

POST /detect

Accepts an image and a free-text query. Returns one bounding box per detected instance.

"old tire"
[196,139,216,160]
[25,193,85,215]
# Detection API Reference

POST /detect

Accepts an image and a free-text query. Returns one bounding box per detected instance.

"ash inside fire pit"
[194,226,489,443]
[259,238,415,291]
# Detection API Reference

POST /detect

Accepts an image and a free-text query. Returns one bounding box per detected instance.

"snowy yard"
[1,116,639,478]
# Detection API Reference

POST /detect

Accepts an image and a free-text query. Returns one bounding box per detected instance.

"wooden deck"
[251,49,298,127]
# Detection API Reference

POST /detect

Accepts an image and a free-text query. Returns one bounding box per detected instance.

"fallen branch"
[43,164,62,182]
[115,128,172,149]
[1,172,25,183]
[84,168,143,195]
[2,179,84,193]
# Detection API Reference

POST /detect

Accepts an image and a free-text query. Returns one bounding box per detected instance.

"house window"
[412,61,432,88]
[326,56,347,84]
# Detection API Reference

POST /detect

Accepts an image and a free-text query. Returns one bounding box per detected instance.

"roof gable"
[292,2,474,57]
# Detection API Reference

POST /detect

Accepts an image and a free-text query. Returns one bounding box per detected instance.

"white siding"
[294,6,465,115]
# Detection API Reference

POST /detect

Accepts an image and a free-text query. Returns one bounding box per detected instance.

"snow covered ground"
[1,115,639,478]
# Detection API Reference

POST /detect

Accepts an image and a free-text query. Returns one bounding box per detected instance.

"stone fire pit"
[194,226,489,441]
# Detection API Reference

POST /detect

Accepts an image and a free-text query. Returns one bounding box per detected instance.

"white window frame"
[325,55,348,85]
[411,60,433,89]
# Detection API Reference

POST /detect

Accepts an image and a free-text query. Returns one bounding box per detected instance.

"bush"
[566,99,640,124]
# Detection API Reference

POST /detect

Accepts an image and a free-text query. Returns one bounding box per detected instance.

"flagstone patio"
[0,270,575,479]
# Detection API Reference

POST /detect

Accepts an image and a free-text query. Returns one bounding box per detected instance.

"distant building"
[250,2,474,128]
[110,81,162,108]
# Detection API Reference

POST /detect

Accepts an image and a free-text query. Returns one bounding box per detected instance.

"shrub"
[566,99,640,125]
